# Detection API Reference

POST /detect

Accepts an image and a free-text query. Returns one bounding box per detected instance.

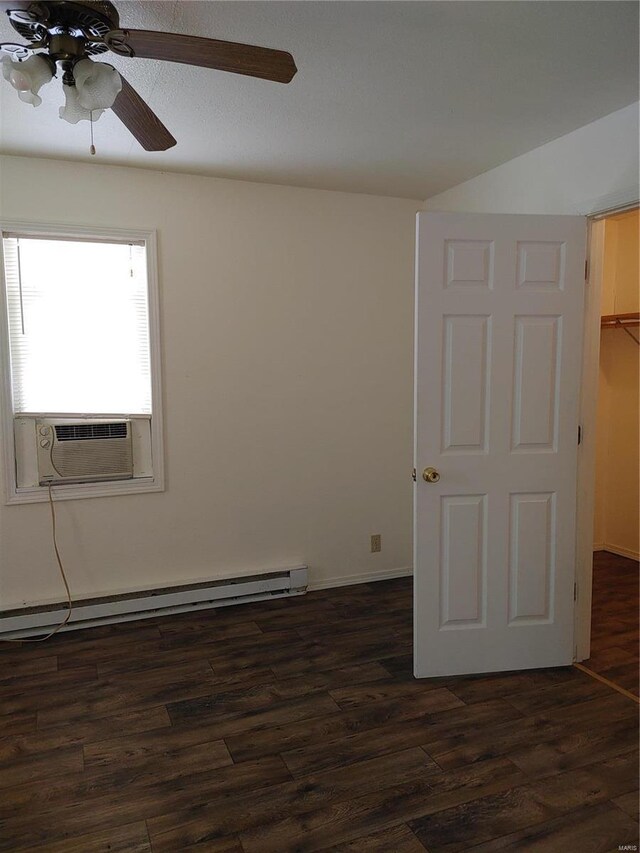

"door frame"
[574,195,639,662]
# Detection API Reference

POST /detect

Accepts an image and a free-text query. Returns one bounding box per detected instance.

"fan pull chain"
[90,111,96,156]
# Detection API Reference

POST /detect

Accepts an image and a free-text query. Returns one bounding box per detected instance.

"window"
[0,224,163,503]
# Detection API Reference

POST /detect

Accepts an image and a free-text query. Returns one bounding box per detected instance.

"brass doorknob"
[422,467,440,483]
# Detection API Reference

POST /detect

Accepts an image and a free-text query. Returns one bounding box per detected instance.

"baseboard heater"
[0,566,308,640]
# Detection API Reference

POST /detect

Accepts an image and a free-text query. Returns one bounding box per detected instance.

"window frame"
[0,221,165,504]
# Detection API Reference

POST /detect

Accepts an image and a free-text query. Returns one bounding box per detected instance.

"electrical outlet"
[370,534,382,553]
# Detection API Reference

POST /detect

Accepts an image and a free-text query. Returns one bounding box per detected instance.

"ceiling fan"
[0,0,298,151]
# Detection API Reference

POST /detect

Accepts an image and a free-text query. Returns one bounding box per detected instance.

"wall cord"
[0,484,73,643]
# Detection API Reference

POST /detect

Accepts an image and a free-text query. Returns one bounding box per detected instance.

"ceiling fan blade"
[106,29,297,84]
[111,76,176,152]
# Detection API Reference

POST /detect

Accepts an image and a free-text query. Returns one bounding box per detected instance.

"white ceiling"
[0,1,638,199]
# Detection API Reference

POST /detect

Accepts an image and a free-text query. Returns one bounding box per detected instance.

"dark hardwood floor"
[0,576,638,852]
[586,550,639,697]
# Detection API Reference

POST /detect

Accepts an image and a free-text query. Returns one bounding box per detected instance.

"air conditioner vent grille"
[36,418,133,485]
[55,423,128,441]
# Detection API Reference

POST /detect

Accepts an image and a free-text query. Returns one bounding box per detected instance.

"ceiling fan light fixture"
[59,83,105,124]
[2,0,296,150]
[73,58,122,111]
[1,54,54,107]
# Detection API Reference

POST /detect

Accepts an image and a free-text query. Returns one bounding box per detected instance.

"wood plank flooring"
[0,577,638,852]
[586,550,639,697]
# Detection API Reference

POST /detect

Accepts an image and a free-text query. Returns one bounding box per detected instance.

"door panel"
[440,494,486,628]
[512,315,561,451]
[508,491,555,624]
[442,315,491,453]
[516,241,565,290]
[445,239,494,290]
[414,212,586,678]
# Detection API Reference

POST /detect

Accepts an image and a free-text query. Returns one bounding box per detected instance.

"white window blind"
[2,235,152,415]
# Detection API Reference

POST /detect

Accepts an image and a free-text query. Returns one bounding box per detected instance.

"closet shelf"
[600,312,640,328]
[600,312,640,345]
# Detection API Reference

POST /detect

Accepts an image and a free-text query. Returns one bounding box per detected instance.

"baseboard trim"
[0,567,308,639]
[597,545,640,561]
[309,566,413,591]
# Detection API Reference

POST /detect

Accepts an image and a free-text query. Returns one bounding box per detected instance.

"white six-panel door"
[414,212,587,678]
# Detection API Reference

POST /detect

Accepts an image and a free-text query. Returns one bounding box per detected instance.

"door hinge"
[574,582,578,602]
[412,467,417,482]
[578,425,582,445]
[584,259,589,281]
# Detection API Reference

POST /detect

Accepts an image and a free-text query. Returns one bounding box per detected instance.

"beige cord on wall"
[0,485,73,643]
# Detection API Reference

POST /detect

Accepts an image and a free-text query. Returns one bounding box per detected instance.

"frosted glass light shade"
[59,84,104,123]
[1,54,54,106]
[74,58,122,111]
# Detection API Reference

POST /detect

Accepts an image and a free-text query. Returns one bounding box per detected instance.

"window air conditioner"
[36,419,133,485]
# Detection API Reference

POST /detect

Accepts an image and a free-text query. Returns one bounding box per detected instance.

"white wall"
[424,103,639,215]
[0,155,419,608]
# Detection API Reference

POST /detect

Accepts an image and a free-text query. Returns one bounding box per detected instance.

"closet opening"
[577,206,639,699]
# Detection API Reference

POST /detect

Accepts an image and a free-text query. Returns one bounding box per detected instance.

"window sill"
[7,476,164,505]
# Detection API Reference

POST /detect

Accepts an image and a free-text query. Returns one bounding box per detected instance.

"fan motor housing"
[7,0,120,55]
